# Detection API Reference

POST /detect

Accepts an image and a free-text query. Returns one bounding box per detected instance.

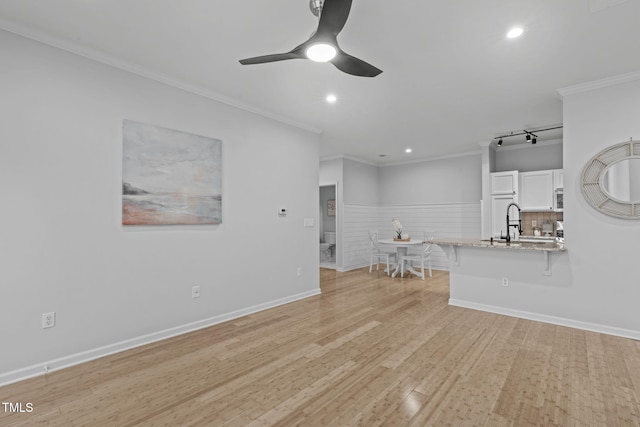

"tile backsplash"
[521,211,564,236]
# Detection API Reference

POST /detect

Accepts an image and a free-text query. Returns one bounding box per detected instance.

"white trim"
[339,262,370,272]
[320,150,483,168]
[0,289,321,387]
[319,154,378,167]
[319,155,346,163]
[376,202,481,208]
[0,24,322,135]
[557,70,640,97]
[379,150,482,167]
[449,299,640,341]
[342,155,379,166]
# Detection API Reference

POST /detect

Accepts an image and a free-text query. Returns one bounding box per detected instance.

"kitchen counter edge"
[428,238,567,252]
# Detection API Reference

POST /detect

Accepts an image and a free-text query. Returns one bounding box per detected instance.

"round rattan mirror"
[581,139,640,219]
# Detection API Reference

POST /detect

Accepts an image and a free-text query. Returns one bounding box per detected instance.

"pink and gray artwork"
[122,120,221,225]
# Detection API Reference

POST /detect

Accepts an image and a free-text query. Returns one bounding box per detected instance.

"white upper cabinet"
[553,169,564,189]
[491,171,518,195]
[519,170,554,211]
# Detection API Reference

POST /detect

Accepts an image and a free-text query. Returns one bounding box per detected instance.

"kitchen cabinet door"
[520,170,554,211]
[553,169,564,189]
[491,171,518,195]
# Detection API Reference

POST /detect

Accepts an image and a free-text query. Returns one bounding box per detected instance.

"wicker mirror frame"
[581,139,640,219]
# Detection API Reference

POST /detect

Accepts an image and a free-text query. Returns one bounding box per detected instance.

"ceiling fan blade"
[317,0,353,36]
[239,51,303,65]
[331,51,382,77]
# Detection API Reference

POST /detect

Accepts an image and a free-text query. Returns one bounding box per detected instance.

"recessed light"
[506,26,525,39]
[405,148,413,154]
[326,94,337,103]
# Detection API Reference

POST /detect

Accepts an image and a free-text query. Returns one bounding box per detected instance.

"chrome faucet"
[504,202,522,243]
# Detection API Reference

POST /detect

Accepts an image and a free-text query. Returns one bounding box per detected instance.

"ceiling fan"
[239,0,382,77]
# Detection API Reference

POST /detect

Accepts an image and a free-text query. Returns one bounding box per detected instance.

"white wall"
[378,154,482,204]
[342,158,379,205]
[0,31,321,382]
[561,75,640,334]
[495,140,563,172]
[319,157,343,187]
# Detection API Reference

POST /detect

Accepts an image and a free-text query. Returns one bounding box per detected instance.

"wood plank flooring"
[2,267,640,426]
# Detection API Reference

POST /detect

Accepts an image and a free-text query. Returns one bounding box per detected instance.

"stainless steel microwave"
[554,188,563,211]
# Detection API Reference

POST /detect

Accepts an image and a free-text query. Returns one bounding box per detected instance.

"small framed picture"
[327,199,336,216]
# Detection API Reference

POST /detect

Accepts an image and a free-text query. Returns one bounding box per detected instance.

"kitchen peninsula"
[431,236,571,330]
[430,236,565,276]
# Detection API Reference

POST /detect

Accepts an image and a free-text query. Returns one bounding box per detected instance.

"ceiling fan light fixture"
[306,43,337,62]
[506,26,525,39]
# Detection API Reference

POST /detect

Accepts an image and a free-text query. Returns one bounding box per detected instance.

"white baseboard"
[449,299,640,341]
[338,262,369,272]
[0,289,321,387]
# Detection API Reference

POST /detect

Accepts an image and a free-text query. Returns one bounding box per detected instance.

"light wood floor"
[2,267,640,426]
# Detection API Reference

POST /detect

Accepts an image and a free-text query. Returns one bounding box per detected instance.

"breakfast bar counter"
[429,237,567,276]
[429,237,566,252]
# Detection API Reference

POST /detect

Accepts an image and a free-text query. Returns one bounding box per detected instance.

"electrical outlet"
[532,220,537,227]
[42,312,55,329]
[192,286,200,299]
[501,277,509,287]
[297,267,302,277]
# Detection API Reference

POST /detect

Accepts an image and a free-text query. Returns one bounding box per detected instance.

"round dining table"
[377,238,426,278]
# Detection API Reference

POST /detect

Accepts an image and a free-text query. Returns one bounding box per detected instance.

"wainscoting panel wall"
[342,203,481,271]
[342,204,381,270]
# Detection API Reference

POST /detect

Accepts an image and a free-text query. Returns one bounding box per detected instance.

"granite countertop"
[428,237,567,252]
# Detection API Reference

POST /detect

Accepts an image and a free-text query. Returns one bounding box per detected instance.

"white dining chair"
[368,230,396,275]
[400,232,433,280]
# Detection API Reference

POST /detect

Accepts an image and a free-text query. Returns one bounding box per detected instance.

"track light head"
[532,137,537,144]
[497,138,503,147]
[525,133,531,142]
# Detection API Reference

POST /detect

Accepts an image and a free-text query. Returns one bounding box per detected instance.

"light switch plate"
[304,218,314,227]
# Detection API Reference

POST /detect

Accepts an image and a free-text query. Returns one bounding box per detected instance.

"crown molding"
[320,150,482,168]
[0,22,323,135]
[341,155,379,167]
[319,155,378,167]
[557,70,640,97]
[379,149,482,167]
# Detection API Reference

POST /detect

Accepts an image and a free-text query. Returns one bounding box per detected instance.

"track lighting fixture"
[493,126,562,148]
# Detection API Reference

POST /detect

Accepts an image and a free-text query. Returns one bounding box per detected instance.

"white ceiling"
[1,0,639,164]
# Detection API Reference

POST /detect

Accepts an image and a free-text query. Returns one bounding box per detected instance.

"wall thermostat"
[278,207,287,216]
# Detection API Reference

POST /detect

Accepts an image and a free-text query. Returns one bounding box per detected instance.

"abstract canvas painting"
[122,120,222,225]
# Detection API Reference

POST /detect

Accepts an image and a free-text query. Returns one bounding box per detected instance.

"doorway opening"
[320,185,336,269]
